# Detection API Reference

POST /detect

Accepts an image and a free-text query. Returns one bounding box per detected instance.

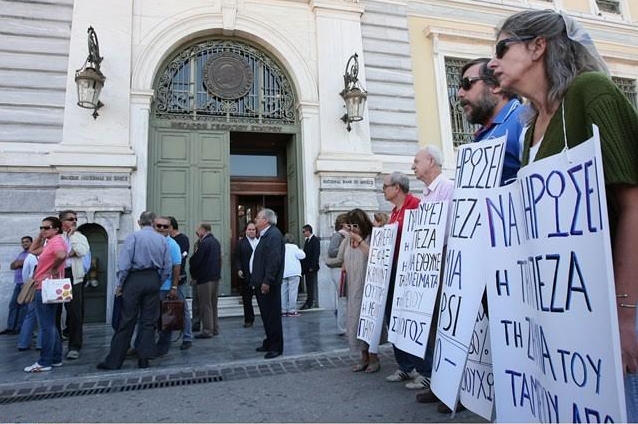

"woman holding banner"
[342,208,380,373]
[489,9,638,419]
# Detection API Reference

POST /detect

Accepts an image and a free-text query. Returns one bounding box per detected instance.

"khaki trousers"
[197,280,219,336]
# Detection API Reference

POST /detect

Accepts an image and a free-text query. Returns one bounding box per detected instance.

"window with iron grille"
[596,0,621,14]
[612,76,637,107]
[445,57,480,148]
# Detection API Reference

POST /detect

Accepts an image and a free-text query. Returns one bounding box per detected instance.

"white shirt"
[247,236,259,274]
[22,253,38,282]
[283,243,306,278]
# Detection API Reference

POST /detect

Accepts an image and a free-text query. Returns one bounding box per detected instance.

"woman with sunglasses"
[24,216,67,372]
[342,209,382,373]
[489,9,638,419]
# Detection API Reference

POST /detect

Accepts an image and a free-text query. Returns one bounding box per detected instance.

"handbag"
[111,295,123,331]
[17,278,37,305]
[160,299,184,332]
[41,278,73,304]
[339,269,347,298]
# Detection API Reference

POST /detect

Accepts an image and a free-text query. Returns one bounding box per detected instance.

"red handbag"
[160,299,184,331]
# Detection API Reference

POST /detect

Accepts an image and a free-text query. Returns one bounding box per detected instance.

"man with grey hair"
[98,211,171,370]
[251,208,285,359]
[412,145,454,202]
[457,57,524,185]
[382,172,430,387]
[190,222,222,338]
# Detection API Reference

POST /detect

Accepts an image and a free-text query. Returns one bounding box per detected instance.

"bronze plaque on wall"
[203,52,254,99]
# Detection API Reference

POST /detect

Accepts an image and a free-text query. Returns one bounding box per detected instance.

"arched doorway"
[77,223,108,323]
[148,38,302,296]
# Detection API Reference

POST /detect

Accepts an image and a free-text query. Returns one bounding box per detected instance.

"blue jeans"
[18,301,42,350]
[625,310,638,422]
[34,291,62,367]
[7,284,26,331]
[156,287,191,356]
[393,344,433,376]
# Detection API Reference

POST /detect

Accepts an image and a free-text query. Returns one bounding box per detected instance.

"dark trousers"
[65,268,84,350]
[7,284,26,331]
[303,272,318,307]
[255,283,283,353]
[241,282,255,324]
[103,270,160,369]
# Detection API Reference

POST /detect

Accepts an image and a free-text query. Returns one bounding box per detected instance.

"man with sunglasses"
[57,210,90,361]
[153,216,188,356]
[457,57,525,185]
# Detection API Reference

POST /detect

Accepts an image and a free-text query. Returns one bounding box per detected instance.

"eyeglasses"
[155,224,170,229]
[39,225,54,231]
[495,35,536,59]
[63,217,77,222]
[460,77,487,91]
[382,183,395,190]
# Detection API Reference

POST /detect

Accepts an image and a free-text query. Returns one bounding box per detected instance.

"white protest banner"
[485,127,626,422]
[459,303,494,420]
[430,135,506,410]
[388,201,449,358]
[357,223,398,353]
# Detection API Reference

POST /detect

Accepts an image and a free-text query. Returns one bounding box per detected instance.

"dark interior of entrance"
[230,132,291,295]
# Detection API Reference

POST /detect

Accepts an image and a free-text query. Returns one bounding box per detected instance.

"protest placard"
[430,135,506,410]
[459,303,494,420]
[388,201,448,358]
[485,127,626,422]
[357,223,398,353]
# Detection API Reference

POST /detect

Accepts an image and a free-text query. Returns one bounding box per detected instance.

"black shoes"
[191,323,201,332]
[255,346,268,352]
[138,358,149,369]
[96,362,115,370]
[180,341,192,350]
[195,333,212,339]
[299,304,311,310]
[264,351,282,359]
[243,322,253,328]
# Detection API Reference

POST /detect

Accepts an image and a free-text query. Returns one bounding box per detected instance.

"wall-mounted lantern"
[75,27,105,119]
[339,53,367,132]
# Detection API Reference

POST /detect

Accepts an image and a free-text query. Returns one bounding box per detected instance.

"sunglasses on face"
[155,224,170,229]
[460,76,486,91]
[495,35,536,59]
[40,225,54,231]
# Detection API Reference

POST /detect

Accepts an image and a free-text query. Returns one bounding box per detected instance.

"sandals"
[365,361,381,373]
[351,361,369,372]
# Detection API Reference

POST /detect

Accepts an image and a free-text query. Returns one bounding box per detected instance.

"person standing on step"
[300,224,320,310]
[234,221,259,327]
[190,222,222,338]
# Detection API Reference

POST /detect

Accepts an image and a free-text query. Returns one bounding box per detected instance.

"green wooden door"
[149,128,231,294]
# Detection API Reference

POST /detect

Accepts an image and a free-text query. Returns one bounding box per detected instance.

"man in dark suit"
[300,224,320,310]
[251,208,285,359]
[233,221,259,327]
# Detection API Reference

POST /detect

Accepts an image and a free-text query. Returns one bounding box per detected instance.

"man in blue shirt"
[154,216,188,356]
[457,57,526,185]
[1,236,32,335]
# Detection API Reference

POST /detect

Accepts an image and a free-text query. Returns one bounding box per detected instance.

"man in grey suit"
[97,211,171,370]
[251,208,285,359]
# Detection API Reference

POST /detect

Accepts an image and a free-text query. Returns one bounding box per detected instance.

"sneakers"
[405,374,431,390]
[287,311,300,317]
[66,349,80,360]
[24,362,52,373]
[52,361,63,367]
[386,368,419,382]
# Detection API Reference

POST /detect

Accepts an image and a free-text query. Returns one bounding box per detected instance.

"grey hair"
[421,145,444,167]
[284,233,295,244]
[260,208,278,225]
[139,211,156,226]
[390,171,410,193]
[498,9,608,115]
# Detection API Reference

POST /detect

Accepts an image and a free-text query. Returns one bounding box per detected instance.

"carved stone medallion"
[203,52,254,99]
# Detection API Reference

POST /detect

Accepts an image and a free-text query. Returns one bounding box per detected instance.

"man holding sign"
[382,172,432,390]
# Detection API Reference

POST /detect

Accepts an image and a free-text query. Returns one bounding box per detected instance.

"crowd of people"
[1,7,637,419]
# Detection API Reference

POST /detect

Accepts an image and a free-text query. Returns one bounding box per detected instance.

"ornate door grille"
[154,39,296,124]
[445,57,480,147]
[612,76,637,107]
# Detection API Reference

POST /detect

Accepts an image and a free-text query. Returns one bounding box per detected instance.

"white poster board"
[430,135,506,410]
[388,201,449,358]
[357,223,398,354]
[485,128,626,422]
[459,303,494,420]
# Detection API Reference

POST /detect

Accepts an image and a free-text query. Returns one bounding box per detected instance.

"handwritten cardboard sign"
[485,127,626,422]
[357,223,398,353]
[388,201,449,357]
[430,135,506,410]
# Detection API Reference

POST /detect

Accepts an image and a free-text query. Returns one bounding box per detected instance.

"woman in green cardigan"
[488,9,638,418]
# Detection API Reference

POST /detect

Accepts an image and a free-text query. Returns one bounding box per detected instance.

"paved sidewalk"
[0,309,345,387]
